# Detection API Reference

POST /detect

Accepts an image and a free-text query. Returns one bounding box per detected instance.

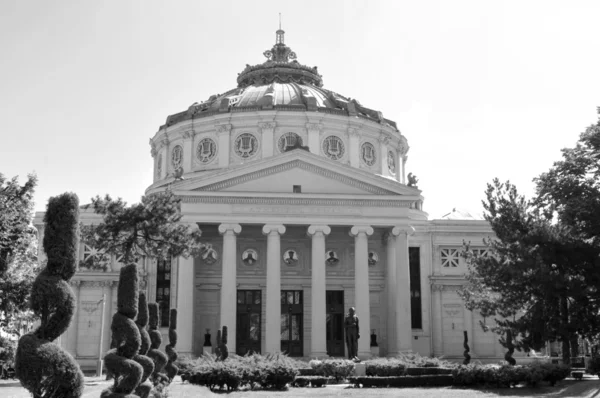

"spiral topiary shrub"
[147,303,168,387]
[463,330,471,365]
[164,309,178,382]
[133,292,154,398]
[215,326,229,361]
[15,193,85,398]
[101,263,144,397]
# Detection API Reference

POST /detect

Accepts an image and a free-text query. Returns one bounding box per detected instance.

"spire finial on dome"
[276,13,284,45]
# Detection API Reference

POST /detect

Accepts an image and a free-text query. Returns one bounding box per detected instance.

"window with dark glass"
[156,257,171,327]
[409,247,422,329]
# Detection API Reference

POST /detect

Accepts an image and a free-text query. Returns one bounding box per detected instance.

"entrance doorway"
[326,290,345,357]
[236,290,261,355]
[280,290,303,356]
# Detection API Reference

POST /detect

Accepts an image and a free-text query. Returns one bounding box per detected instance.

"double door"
[280,290,303,356]
[326,290,345,357]
[236,290,261,355]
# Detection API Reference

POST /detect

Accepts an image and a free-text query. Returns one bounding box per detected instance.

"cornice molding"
[180,195,413,207]
[195,159,396,195]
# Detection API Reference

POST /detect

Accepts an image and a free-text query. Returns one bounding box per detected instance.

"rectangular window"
[293,185,301,193]
[409,247,422,329]
[156,257,171,327]
[441,248,459,267]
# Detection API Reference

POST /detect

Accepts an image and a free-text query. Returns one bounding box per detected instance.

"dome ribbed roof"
[162,29,398,131]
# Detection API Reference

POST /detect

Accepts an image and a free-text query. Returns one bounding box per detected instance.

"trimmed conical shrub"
[15,193,84,398]
[164,309,178,381]
[133,292,154,398]
[101,263,143,397]
[147,303,168,387]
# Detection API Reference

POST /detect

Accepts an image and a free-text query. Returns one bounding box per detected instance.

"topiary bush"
[101,263,143,397]
[147,303,168,388]
[15,193,85,398]
[164,309,178,382]
[215,326,229,361]
[133,292,154,398]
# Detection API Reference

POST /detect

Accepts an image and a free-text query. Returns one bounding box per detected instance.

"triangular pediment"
[161,149,420,197]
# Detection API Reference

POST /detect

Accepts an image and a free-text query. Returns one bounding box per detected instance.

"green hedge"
[452,362,571,387]
[187,353,299,391]
[349,375,454,388]
[309,358,355,381]
[292,376,330,387]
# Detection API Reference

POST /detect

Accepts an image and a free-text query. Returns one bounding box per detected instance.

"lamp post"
[96,293,106,377]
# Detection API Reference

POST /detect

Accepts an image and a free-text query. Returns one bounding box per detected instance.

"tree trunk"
[560,296,571,364]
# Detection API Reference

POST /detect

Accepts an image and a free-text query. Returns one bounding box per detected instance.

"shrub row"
[292,376,330,387]
[452,362,571,387]
[349,375,454,388]
[184,353,299,391]
[365,355,456,377]
[309,358,355,381]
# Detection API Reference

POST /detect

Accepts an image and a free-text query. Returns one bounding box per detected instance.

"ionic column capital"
[392,225,415,237]
[349,225,374,237]
[215,124,232,134]
[307,225,331,237]
[218,223,242,235]
[262,224,286,236]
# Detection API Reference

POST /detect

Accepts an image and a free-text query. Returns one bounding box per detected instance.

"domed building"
[34,29,527,370]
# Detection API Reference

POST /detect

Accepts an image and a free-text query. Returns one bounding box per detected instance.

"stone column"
[402,157,407,185]
[350,225,374,358]
[384,232,397,356]
[263,224,286,354]
[259,122,276,157]
[158,136,169,179]
[348,127,360,168]
[101,281,114,357]
[178,254,196,355]
[379,133,390,177]
[218,223,241,354]
[182,130,195,173]
[396,153,403,183]
[393,225,415,353]
[216,124,232,168]
[432,284,444,357]
[69,280,81,356]
[306,123,322,156]
[307,225,331,357]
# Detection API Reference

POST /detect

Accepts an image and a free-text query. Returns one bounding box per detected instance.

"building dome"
[149,29,411,190]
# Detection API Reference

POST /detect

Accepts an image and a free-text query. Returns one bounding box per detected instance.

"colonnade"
[178,223,415,358]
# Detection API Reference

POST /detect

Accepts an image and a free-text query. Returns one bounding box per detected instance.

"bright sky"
[2,0,599,219]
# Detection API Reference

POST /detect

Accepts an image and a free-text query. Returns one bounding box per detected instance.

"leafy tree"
[460,109,600,364]
[80,190,204,266]
[0,173,39,337]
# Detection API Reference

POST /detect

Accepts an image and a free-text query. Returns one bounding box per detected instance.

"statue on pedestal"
[344,307,360,362]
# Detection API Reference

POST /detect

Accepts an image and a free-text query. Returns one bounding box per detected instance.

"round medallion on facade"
[387,150,396,173]
[278,132,303,153]
[361,142,376,166]
[197,138,217,164]
[172,145,183,168]
[322,136,345,161]
[283,249,299,265]
[202,244,219,265]
[242,248,258,265]
[234,133,259,158]
[368,251,379,267]
[157,153,162,177]
[325,250,339,266]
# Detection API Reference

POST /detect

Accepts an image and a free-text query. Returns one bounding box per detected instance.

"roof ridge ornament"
[263,24,297,63]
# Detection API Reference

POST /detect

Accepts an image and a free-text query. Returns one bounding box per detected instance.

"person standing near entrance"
[344,307,360,361]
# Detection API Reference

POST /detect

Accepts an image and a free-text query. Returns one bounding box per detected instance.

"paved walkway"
[2,375,600,398]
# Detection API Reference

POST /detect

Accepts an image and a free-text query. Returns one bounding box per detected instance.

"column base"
[357,350,372,360]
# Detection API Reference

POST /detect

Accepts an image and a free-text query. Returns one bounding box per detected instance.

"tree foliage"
[460,109,600,363]
[0,173,39,337]
[80,190,204,265]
